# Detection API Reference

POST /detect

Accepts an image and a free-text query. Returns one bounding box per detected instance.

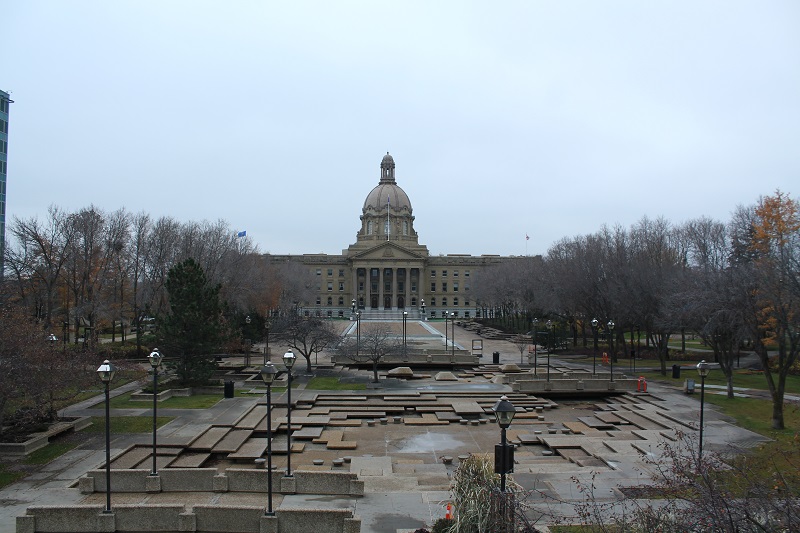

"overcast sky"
[3,1,798,257]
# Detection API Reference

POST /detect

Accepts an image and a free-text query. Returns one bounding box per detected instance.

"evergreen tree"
[159,258,227,385]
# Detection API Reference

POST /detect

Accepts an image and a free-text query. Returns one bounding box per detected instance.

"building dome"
[362,153,412,213]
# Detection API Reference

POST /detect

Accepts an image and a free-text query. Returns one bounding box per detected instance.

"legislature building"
[270,153,504,319]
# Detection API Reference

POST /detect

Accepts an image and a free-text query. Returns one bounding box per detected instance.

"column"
[405,267,411,311]
[391,267,398,310]
[378,267,384,310]
[351,267,358,309]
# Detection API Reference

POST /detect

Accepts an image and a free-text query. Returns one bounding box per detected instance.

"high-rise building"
[0,89,11,276]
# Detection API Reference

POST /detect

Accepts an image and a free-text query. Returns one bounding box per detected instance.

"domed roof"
[362,153,412,213]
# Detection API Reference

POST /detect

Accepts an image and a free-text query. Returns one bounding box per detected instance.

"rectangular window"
[430,270,436,277]
[411,283,417,292]
[454,270,459,277]
[316,297,321,305]
[359,282,364,291]
[339,282,344,291]
[339,269,345,277]
[0,140,6,154]
[0,120,6,134]
[442,282,447,292]
[371,282,378,291]
[431,297,436,306]
[465,311,471,318]
[316,268,321,275]
[454,298,459,306]
[327,268,333,276]
[465,270,470,277]
[327,282,333,291]
[442,297,448,306]
[431,282,436,292]
[442,270,448,277]
[398,281,404,292]
[453,282,459,292]
[465,284,470,291]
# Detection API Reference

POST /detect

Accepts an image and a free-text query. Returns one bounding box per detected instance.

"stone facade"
[271,153,504,319]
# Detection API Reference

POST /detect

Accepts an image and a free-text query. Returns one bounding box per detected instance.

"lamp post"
[450,312,456,359]
[62,321,69,352]
[260,362,278,516]
[591,318,599,375]
[351,298,356,320]
[697,360,710,461]
[47,333,57,349]
[355,311,361,359]
[244,315,252,367]
[546,320,553,382]
[402,311,408,357]
[492,395,516,493]
[531,318,539,372]
[147,349,163,476]
[96,360,116,514]
[283,350,296,477]
[607,320,615,382]
[635,325,640,374]
[420,298,425,321]
[264,317,271,365]
[444,310,449,350]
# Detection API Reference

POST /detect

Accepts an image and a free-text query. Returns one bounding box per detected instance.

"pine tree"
[159,258,228,385]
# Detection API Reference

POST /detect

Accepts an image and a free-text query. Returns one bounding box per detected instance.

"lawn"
[108,391,235,409]
[639,368,800,394]
[24,440,79,465]
[304,377,366,390]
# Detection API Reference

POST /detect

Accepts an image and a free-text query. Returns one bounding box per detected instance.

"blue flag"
[237,230,246,238]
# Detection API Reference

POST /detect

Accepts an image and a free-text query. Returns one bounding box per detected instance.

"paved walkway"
[0,321,775,533]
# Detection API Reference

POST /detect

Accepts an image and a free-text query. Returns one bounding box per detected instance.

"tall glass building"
[0,89,11,276]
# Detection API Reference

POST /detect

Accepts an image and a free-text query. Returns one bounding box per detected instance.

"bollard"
[446,502,453,520]
[638,376,647,392]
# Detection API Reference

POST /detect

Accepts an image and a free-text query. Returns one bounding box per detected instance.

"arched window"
[367,221,373,235]
[403,221,409,235]
[327,297,333,305]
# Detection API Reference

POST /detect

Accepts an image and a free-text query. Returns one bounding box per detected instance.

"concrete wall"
[513,377,638,394]
[81,469,364,497]
[17,505,360,533]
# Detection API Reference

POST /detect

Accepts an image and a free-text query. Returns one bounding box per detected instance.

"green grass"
[0,465,25,488]
[638,368,800,394]
[24,440,79,465]
[703,394,799,443]
[108,392,226,409]
[84,416,174,434]
[304,377,366,390]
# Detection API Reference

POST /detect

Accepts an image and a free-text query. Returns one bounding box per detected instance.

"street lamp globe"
[283,350,296,369]
[97,360,116,383]
[148,348,163,369]
[492,395,516,428]
[260,362,278,385]
[697,360,710,377]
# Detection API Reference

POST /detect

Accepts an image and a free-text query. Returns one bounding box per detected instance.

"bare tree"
[336,324,401,383]
[272,315,339,372]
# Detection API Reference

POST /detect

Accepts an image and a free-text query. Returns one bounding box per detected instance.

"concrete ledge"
[83,469,364,497]
[194,505,263,533]
[18,506,361,533]
[115,504,183,532]
[0,417,92,456]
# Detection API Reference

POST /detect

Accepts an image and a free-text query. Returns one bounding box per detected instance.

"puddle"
[393,431,464,453]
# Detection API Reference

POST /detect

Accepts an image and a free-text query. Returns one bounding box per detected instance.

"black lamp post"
[531,318,539,372]
[607,320,615,382]
[402,311,408,356]
[244,316,252,367]
[283,350,296,477]
[260,362,278,516]
[147,349,163,477]
[47,333,57,348]
[546,320,553,382]
[444,310,449,349]
[96,359,116,514]
[420,298,425,321]
[355,311,361,359]
[591,318,599,375]
[450,312,456,360]
[264,317,271,365]
[62,321,69,351]
[697,360,710,461]
[635,325,640,374]
[351,298,356,319]
[492,395,516,493]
